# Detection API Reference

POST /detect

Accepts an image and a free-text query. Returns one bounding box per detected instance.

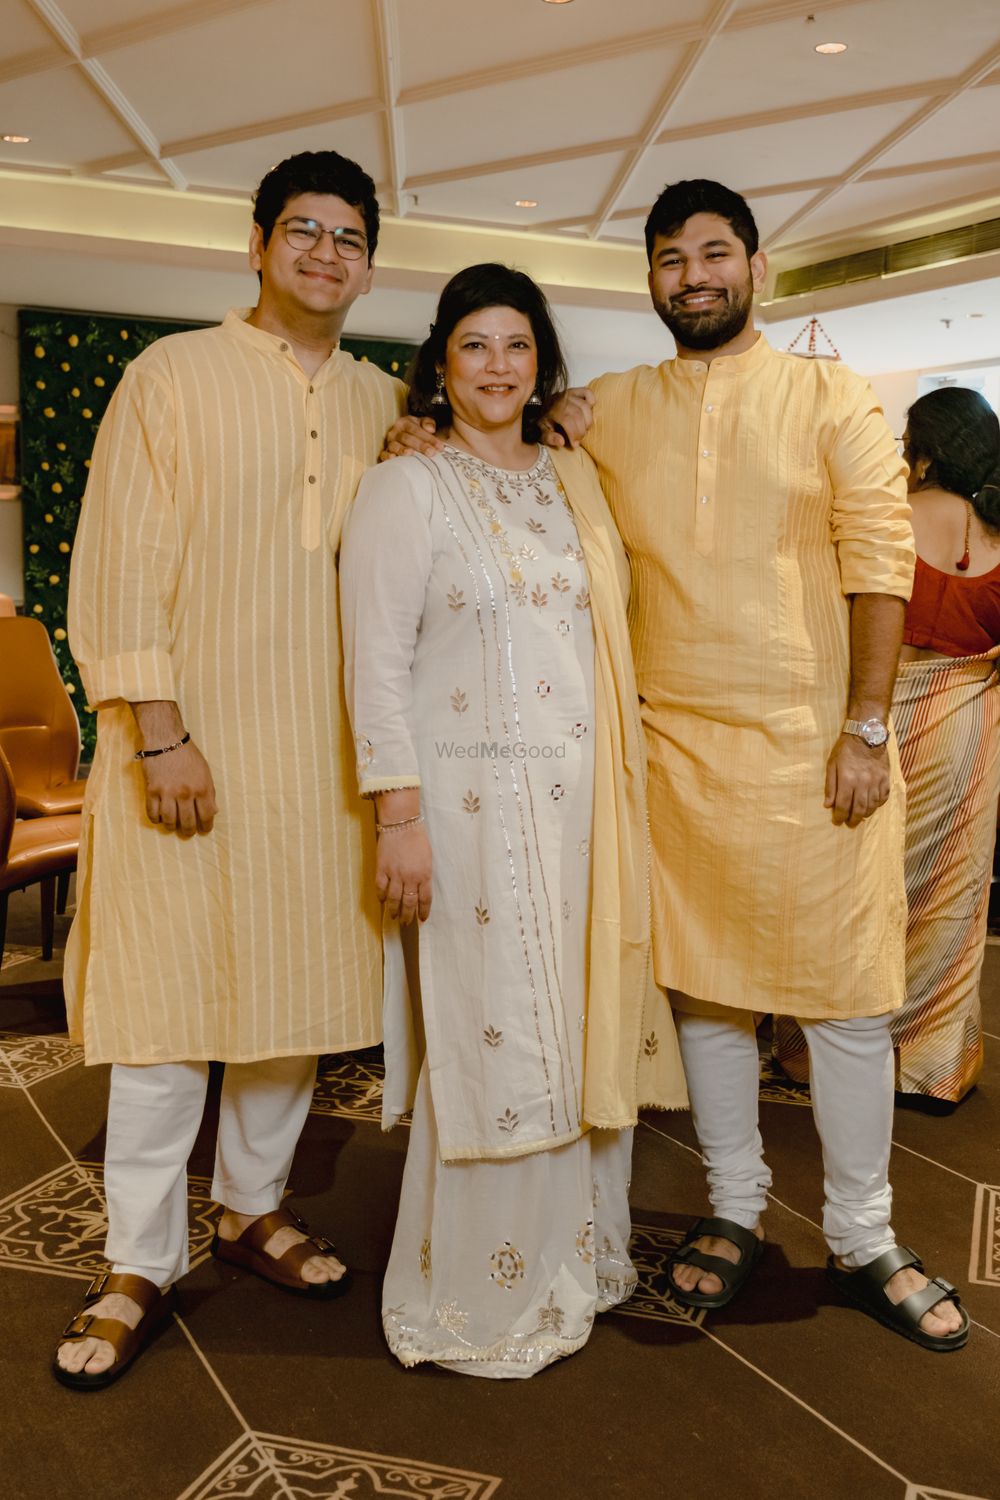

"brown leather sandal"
[52,1272,177,1391]
[211,1205,351,1300]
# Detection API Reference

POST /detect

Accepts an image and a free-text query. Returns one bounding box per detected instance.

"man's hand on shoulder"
[379,416,444,462]
[824,733,890,829]
[538,387,595,450]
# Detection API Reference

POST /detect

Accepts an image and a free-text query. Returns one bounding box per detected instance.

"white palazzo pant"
[672,994,896,1267]
[104,1055,317,1288]
[383,1064,636,1378]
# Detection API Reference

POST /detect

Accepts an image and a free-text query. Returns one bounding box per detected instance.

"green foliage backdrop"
[18,307,415,758]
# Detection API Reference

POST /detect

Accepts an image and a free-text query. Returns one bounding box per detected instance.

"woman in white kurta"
[340,265,685,1376]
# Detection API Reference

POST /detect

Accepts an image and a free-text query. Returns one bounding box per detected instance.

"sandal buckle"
[311,1235,336,1253]
[85,1272,109,1300]
[286,1207,308,1231]
[62,1311,95,1338]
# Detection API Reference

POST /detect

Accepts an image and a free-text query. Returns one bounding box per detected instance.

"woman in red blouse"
[891,388,999,1109]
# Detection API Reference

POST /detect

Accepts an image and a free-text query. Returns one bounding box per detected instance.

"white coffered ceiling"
[1,0,999,375]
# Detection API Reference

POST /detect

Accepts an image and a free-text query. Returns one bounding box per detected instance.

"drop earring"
[526,388,542,407]
[431,371,448,407]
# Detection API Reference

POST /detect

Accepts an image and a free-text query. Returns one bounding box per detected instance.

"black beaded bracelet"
[134,732,190,761]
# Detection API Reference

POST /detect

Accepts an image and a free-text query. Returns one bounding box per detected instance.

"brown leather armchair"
[0,617,86,818]
[0,745,80,967]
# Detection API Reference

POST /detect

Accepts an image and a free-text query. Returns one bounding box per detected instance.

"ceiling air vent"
[773,215,1000,299]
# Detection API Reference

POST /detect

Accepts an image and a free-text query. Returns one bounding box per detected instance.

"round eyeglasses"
[278,218,368,260]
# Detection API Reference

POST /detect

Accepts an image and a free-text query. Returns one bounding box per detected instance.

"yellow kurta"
[66,309,406,1064]
[585,335,914,1019]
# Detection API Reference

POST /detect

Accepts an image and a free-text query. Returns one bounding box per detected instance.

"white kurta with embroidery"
[341,446,637,1374]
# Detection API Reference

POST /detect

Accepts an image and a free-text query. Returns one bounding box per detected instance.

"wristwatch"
[843,716,889,748]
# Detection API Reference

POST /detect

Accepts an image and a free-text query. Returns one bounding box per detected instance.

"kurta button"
[308,385,314,394]
[279,342,288,352]
[310,430,318,439]
[706,404,715,413]
[308,475,317,484]
[702,449,711,457]
[700,495,710,504]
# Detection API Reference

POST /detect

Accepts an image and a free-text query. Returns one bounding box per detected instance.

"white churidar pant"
[103,1055,317,1288]
[671,994,896,1268]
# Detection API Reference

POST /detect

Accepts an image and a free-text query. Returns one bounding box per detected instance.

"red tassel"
[956,547,970,571]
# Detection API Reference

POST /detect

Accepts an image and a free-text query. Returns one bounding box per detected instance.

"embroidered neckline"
[443,443,551,482]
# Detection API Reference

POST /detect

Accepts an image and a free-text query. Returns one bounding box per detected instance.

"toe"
[920,1300,962,1338]
[301,1254,344,1284]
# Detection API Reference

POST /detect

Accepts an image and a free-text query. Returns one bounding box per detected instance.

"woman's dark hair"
[906,386,1000,531]
[407,263,568,442]
[253,150,380,258]
[644,178,759,265]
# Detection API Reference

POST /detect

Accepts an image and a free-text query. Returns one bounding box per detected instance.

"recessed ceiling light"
[2,133,31,144]
[814,41,848,54]
[542,1,575,5]
[969,312,985,319]
[515,199,539,208]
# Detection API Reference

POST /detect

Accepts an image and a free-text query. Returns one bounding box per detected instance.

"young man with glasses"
[54,151,405,1389]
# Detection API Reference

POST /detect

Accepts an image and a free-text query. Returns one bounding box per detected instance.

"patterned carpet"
[1,881,998,1500]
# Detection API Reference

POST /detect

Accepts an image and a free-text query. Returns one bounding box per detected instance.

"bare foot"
[217,1209,346,1285]
[671,1225,765,1298]
[835,1257,964,1339]
[55,1292,143,1377]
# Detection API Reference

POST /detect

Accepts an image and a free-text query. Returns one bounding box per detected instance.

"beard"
[652,274,754,352]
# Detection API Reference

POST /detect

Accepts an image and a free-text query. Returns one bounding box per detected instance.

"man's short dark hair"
[253,150,380,259]
[644,179,759,265]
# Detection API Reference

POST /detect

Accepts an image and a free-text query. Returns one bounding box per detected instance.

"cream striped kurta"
[585,335,914,1019]
[65,309,406,1064]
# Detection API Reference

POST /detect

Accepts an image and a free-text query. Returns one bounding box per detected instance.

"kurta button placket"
[302,376,322,550]
[694,368,718,555]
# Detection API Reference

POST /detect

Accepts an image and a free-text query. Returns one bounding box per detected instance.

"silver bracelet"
[375,813,425,835]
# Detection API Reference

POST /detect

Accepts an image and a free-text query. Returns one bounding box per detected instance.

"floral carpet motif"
[0,1028,84,1087]
[969,1182,1000,1288]
[177,1433,501,1500]
[615,1221,707,1328]
[0,1159,216,1280]
[311,1049,410,1128]
[757,1056,812,1108]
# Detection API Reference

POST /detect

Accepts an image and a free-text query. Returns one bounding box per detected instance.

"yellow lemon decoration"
[33,604,43,614]
[61,362,70,372]
[43,407,55,418]
[54,628,67,641]
[48,574,60,585]
[120,329,129,339]
[82,408,93,419]
[44,513,54,523]
[41,461,50,471]
[84,459,91,468]
[95,376,105,387]
[34,345,45,358]
[71,387,80,397]
[68,334,79,347]
[52,482,63,494]
[59,542,71,554]
[35,379,45,390]
[66,682,76,694]
[28,544,39,555]
[57,442,66,451]
[107,354,115,363]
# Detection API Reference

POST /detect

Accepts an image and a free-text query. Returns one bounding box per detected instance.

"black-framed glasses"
[278,218,368,260]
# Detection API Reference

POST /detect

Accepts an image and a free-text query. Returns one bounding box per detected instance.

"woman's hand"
[538,387,595,449]
[376,825,433,923]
